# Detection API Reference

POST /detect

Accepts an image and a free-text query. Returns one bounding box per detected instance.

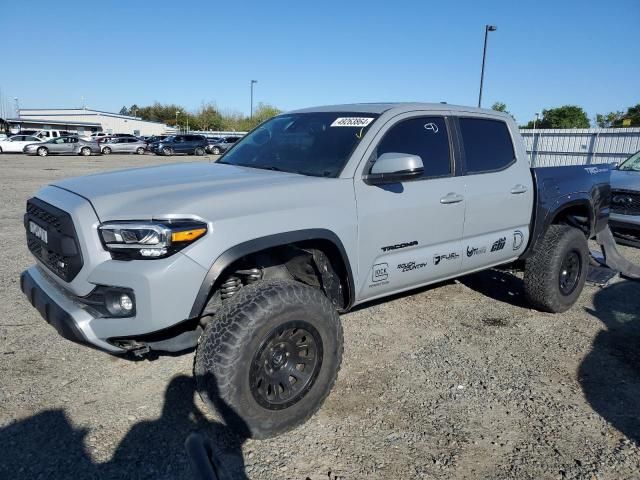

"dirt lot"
[0,153,639,479]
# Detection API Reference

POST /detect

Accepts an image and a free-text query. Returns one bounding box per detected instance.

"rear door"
[455,116,534,272]
[354,112,466,300]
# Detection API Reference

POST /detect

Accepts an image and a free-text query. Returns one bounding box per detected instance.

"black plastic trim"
[189,229,355,318]
[20,269,91,348]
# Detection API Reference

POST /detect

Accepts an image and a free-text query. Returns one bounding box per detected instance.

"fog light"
[119,294,133,312]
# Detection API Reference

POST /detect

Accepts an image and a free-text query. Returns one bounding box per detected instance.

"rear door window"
[459,118,515,174]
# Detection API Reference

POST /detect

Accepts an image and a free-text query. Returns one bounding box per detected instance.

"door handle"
[440,193,464,204]
[511,184,528,194]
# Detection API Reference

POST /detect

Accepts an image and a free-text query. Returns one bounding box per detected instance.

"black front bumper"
[20,269,89,348]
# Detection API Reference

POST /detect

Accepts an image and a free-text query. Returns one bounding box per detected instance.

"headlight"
[98,220,207,260]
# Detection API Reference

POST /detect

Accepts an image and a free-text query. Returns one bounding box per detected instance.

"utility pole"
[250,80,258,118]
[478,25,497,108]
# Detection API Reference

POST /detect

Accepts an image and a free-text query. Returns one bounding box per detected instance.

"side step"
[596,227,640,281]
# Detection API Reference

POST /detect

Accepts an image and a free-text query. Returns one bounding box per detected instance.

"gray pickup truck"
[21,103,611,438]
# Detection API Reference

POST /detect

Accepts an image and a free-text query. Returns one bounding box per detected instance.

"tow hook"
[132,344,151,357]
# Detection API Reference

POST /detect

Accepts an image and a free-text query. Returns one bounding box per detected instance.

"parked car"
[610,150,640,247]
[20,103,613,440]
[208,136,241,155]
[0,135,44,153]
[101,137,148,155]
[148,134,208,155]
[33,130,73,140]
[23,136,101,156]
[144,135,169,147]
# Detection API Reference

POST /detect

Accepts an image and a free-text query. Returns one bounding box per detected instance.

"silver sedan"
[23,136,101,156]
[100,137,147,155]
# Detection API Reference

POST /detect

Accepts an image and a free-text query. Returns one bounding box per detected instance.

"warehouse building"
[8,108,175,136]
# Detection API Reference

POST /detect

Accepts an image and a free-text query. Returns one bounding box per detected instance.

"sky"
[1,0,638,125]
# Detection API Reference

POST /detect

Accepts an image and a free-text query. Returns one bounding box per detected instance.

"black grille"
[25,198,83,282]
[611,189,640,216]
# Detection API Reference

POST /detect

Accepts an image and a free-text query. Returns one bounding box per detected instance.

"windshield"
[618,151,640,171]
[218,112,379,177]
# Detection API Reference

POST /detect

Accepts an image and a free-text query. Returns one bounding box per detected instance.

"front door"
[354,114,466,301]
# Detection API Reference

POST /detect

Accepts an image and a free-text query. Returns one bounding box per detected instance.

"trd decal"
[381,240,418,252]
[491,237,506,252]
[433,252,459,265]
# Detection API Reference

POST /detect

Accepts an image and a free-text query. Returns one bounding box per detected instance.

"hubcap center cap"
[270,346,287,369]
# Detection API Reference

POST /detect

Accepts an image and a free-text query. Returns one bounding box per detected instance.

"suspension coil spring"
[220,276,242,299]
[242,268,262,284]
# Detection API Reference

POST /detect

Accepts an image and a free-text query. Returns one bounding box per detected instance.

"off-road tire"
[523,225,589,313]
[194,279,343,439]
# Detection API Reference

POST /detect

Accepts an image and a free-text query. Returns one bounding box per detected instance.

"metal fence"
[520,128,640,168]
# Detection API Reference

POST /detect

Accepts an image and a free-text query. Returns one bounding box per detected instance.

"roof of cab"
[287,102,509,118]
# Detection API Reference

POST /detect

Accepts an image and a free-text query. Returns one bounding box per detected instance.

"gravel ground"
[0,153,639,479]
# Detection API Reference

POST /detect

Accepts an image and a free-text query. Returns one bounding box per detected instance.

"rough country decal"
[433,252,459,265]
[372,263,389,282]
[584,166,608,175]
[381,240,418,252]
[512,230,524,250]
[491,237,506,252]
[466,245,487,257]
[397,260,428,273]
[330,117,374,127]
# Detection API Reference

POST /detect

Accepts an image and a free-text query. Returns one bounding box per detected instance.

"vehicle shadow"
[580,280,640,444]
[457,267,528,308]
[0,374,249,479]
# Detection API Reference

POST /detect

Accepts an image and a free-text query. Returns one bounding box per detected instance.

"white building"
[9,108,175,136]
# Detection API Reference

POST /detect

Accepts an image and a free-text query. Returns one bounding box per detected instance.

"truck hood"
[51,162,322,220]
[611,169,640,191]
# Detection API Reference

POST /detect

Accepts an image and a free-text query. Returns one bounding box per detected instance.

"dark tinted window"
[459,118,514,173]
[375,117,451,178]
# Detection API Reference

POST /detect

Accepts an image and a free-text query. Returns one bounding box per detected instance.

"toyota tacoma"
[20,103,611,438]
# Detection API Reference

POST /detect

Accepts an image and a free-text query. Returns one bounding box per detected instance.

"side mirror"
[364,152,424,185]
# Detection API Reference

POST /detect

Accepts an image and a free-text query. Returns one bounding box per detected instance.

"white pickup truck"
[21,103,612,438]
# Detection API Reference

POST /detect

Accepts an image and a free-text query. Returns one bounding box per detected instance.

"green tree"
[119,106,129,115]
[523,105,590,129]
[612,104,640,127]
[491,102,509,113]
[595,111,623,128]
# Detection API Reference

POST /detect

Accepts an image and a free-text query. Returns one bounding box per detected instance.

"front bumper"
[21,266,121,352]
[610,212,640,231]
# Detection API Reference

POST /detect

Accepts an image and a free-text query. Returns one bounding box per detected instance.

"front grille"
[25,198,83,282]
[611,189,640,216]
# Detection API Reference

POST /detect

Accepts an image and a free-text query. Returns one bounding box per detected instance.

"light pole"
[250,80,258,118]
[14,97,20,118]
[477,24,497,108]
[175,111,180,133]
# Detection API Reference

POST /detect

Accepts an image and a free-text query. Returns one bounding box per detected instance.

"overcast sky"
[2,0,638,124]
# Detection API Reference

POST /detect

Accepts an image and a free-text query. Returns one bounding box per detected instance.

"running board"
[596,227,640,281]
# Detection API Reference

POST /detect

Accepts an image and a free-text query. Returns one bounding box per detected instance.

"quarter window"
[375,117,451,178]
[459,118,515,173]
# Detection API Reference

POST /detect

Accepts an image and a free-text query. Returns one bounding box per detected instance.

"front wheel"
[194,147,205,156]
[194,279,343,439]
[102,147,111,155]
[212,146,221,155]
[37,147,48,157]
[162,147,173,156]
[80,147,91,156]
[523,225,589,313]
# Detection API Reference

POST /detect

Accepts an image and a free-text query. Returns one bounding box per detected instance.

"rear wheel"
[80,147,91,156]
[195,147,205,156]
[136,147,145,155]
[102,146,111,155]
[194,279,343,439]
[37,147,48,157]
[212,146,221,155]
[523,225,589,313]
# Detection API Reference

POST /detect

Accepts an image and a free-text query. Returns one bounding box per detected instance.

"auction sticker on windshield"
[331,117,375,127]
